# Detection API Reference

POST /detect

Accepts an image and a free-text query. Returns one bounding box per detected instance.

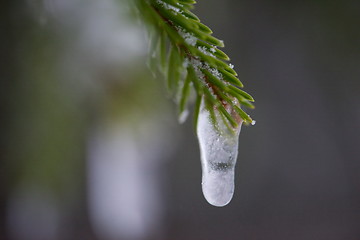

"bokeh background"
[1,0,359,240]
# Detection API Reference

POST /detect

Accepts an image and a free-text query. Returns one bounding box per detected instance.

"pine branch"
[134,0,255,131]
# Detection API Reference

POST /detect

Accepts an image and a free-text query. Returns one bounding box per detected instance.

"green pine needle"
[135,0,255,130]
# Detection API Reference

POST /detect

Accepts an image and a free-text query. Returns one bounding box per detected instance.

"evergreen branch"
[135,0,255,130]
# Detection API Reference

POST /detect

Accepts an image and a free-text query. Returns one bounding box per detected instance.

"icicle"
[197,100,242,207]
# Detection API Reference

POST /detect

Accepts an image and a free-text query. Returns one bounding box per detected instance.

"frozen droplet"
[251,120,256,125]
[197,100,242,207]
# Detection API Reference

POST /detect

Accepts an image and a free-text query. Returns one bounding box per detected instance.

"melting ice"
[197,100,242,207]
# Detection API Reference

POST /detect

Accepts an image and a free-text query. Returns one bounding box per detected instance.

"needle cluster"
[134,0,255,131]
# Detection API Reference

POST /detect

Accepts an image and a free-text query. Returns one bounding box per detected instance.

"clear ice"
[197,100,242,207]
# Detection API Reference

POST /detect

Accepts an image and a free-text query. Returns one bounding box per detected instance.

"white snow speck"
[156,0,181,14]
[178,28,197,46]
[198,46,214,57]
[208,66,223,80]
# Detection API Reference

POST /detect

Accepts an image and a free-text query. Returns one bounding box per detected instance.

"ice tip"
[202,186,234,207]
[201,172,235,207]
[206,197,232,207]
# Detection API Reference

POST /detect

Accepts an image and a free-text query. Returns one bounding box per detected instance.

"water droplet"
[197,100,242,207]
[251,120,256,125]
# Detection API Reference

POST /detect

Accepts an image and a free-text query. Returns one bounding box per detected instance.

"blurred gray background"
[1,0,359,240]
